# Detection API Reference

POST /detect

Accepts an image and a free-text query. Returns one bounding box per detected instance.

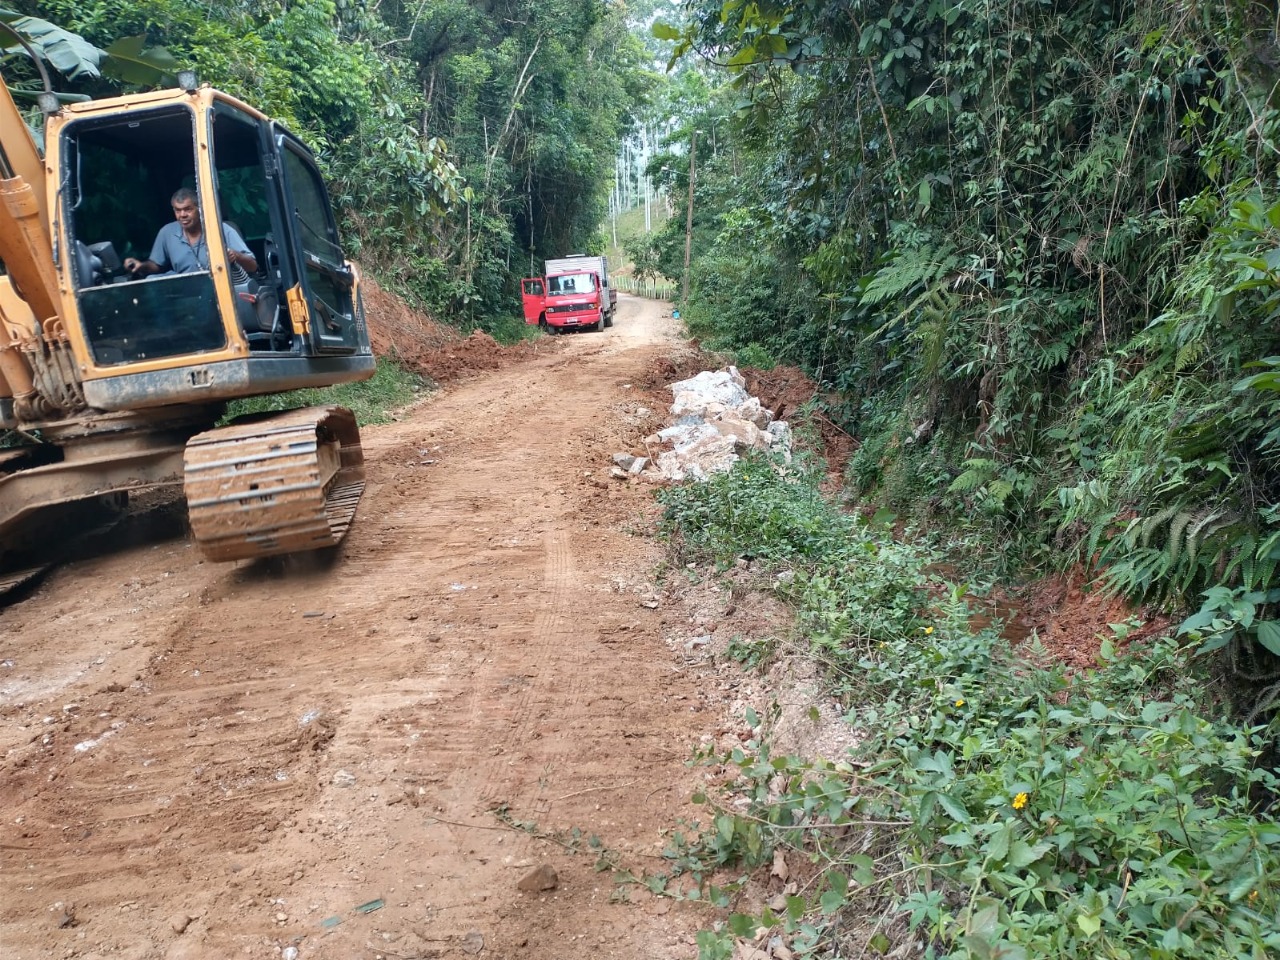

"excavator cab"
[0,84,376,588]
[48,86,373,411]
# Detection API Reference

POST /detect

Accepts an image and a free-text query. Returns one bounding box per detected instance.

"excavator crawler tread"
[0,563,52,596]
[183,406,365,562]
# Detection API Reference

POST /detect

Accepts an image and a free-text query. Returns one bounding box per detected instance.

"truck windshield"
[548,272,595,295]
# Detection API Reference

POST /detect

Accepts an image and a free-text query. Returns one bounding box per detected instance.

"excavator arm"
[0,72,81,423]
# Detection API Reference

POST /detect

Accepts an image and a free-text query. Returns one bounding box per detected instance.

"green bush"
[658,455,1280,960]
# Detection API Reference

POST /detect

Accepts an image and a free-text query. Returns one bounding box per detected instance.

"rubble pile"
[615,367,792,482]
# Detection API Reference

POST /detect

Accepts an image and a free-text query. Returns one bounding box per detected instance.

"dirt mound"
[636,348,712,390]
[362,277,459,356]
[362,278,546,383]
[1002,569,1173,671]
[740,365,817,423]
[741,365,857,478]
[409,329,547,382]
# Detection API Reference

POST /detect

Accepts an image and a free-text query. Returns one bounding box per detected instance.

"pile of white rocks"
[612,366,792,482]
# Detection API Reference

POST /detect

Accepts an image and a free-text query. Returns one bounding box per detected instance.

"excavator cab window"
[60,105,227,366]
[273,127,362,355]
[209,103,289,349]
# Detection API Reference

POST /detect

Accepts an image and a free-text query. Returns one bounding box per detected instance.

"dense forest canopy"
[632,1,1280,665]
[8,0,653,329]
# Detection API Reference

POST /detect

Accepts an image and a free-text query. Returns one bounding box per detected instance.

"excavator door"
[268,123,363,356]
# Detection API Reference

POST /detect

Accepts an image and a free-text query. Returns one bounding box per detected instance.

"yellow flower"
[923,626,935,635]
[1012,792,1029,810]
[954,698,965,707]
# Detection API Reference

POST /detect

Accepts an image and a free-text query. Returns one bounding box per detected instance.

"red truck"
[521,254,617,333]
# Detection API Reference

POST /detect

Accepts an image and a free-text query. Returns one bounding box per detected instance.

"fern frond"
[1166,510,1196,566]
[859,242,961,307]
[1139,504,1181,548]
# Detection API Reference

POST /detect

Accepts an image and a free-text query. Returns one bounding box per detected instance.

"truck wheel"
[603,310,613,328]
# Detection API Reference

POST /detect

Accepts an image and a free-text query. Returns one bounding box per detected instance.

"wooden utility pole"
[682,128,697,302]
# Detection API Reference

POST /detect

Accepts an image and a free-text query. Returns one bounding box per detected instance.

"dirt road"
[0,296,716,960]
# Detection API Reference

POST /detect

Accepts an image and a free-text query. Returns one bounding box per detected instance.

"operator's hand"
[124,257,141,275]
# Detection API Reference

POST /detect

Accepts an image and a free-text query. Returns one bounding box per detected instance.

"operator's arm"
[224,225,258,275]
[125,228,171,277]
[228,248,257,275]
[123,257,161,277]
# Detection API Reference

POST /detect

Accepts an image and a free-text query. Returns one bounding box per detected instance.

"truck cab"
[521,254,615,334]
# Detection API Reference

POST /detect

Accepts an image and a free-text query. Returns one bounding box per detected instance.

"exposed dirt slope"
[362,280,548,384]
[0,297,716,960]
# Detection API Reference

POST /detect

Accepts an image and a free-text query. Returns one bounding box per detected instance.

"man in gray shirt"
[124,188,258,279]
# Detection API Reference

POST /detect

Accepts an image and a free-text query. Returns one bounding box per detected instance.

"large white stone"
[711,415,768,451]
[737,396,774,429]
[669,370,750,417]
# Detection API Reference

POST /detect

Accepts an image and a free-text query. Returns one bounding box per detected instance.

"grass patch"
[476,311,541,344]
[657,453,1280,960]
[222,355,428,426]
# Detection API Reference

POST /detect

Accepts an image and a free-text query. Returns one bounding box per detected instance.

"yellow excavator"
[0,74,375,591]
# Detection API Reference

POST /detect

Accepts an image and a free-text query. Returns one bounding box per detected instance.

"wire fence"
[615,276,675,300]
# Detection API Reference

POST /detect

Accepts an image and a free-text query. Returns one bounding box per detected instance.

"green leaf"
[819,889,845,915]
[1178,608,1218,635]
[1076,913,1101,936]
[651,22,681,41]
[967,903,1000,938]
[1007,839,1051,868]
[987,821,1013,861]
[826,869,849,897]
[938,792,971,823]
[715,814,735,845]
[100,35,179,86]
[786,895,805,921]
[727,913,758,937]
[849,854,875,886]
[0,14,101,79]
[1255,620,1280,655]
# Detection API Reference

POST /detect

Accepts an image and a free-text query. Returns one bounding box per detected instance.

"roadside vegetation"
[223,356,425,426]
[657,450,1280,959]
[642,0,1280,676]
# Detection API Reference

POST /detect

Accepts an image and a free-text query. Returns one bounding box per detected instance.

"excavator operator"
[124,188,258,279]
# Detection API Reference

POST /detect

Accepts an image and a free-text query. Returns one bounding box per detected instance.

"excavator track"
[183,406,365,562]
